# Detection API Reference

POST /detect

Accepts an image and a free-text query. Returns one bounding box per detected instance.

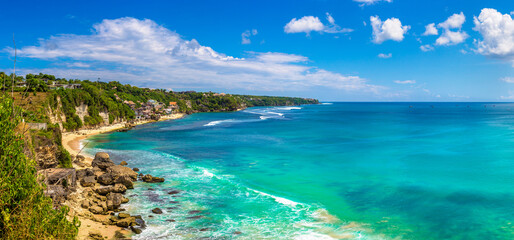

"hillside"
[3,73,318,131]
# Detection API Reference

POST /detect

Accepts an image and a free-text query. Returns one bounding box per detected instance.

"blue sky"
[0,0,512,101]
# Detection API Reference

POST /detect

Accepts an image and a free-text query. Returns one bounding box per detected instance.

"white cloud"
[420,44,434,52]
[394,80,416,84]
[423,23,438,36]
[435,12,469,46]
[284,16,324,35]
[14,17,379,92]
[378,53,392,58]
[501,77,514,83]
[353,0,392,6]
[473,8,514,63]
[284,14,352,35]
[370,16,410,44]
[242,29,258,44]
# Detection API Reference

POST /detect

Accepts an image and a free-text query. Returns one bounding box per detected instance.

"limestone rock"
[116,217,136,228]
[80,176,96,187]
[118,213,130,219]
[120,161,128,166]
[92,152,114,170]
[106,192,124,211]
[114,175,134,189]
[97,172,114,185]
[152,208,163,214]
[81,200,90,209]
[132,168,140,172]
[89,205,103,214]
[142,174,165,183]
[107,165,138,181]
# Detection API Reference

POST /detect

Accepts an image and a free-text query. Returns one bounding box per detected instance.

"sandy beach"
[62,113,185,239]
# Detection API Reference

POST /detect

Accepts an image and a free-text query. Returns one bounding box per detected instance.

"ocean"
[85,102,514,239]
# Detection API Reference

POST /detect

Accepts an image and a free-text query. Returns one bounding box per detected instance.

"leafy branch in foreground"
[0,95,79,239]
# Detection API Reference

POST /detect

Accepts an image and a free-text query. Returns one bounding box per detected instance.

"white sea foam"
[202,169,214,178]
[204,119,231,126]
[277,106,302,110]
[250,189,301,208]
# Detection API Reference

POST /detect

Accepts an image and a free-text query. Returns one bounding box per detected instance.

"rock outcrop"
[92,152,115,170]
[142,174,165,183]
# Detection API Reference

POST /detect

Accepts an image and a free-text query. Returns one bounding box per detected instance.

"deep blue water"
[85,103,514,239]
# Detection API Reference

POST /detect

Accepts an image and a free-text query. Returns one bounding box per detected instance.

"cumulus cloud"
[13,17,379,92]
[370,16,410,44]
[423,23,438,36]
[420,44,434,52]
[353,0,392,6]
[284,13,352,36]
[242,29,258,44]
[435,12,469,46]
[394,80,416,84]
[473,8,514,64]
[378,53,392,58]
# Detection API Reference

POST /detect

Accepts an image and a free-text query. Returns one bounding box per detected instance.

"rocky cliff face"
[75,103,88,123]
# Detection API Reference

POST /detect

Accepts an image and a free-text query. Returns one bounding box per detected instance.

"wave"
[250,189,301,208]
[321,103,333,105]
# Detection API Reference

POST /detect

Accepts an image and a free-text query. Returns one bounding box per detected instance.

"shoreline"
[62,113,185,239]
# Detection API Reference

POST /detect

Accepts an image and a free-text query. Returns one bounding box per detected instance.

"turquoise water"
[85,103,514,239]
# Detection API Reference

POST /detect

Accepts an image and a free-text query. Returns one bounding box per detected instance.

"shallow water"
[85,103,514,239]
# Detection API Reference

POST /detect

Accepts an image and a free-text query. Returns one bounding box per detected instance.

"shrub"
[0,95,79,239]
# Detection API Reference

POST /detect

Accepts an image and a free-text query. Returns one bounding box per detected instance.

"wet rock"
[186,215,203,219]
[92,152,114,170]
[188,210,202,214]
[80,175,96,187]
[166,219,175,222]
[167,190,181,195]
[118,213,130,219]
[130,226,142,234]
[151,208,163,214]
[142,174,165,183]
[169,200,179,204]
[200,228,209,232]
[132,168,140,172]
[233,231,242,235]
[120,161,128,166]
[121,196,129,204]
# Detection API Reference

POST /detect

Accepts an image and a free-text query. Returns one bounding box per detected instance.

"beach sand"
[62,113,185,239]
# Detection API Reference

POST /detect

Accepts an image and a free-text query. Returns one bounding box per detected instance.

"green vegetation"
[5,72,318,131]
[0,95,79,239]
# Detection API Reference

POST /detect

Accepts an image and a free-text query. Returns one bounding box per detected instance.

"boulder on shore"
[142,174,165,183]
[107,165,138,181]
[92,152,115,170]
[152,208,163,214]
[120,161,128,166]
[80,175,97,187]
[106,192,124,210]
[97,172,115,185]
[115,175,134,189]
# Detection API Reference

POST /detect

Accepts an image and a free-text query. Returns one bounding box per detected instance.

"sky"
[0,0,512,101]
